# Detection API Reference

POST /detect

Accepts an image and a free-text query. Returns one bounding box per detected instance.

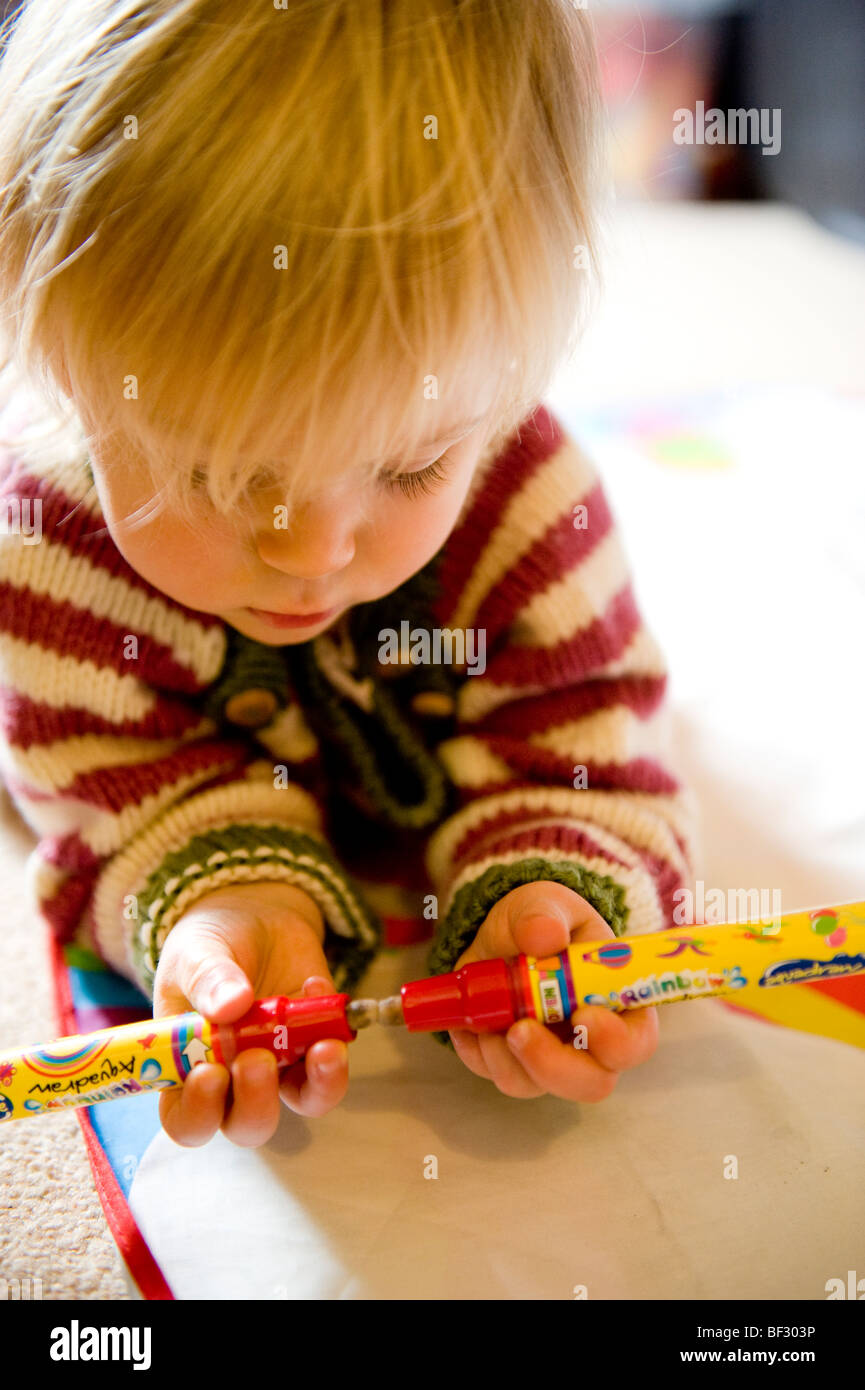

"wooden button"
[376,657,410,681]
[224,688,279,728]
[410,690,456,718]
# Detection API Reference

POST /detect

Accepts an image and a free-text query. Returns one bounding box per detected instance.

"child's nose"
[253,492,357,578]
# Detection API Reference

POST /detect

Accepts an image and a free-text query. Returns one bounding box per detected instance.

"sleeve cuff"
[425,856,629,1048]
[92,817,382,999]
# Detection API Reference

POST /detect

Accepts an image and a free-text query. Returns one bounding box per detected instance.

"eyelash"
[380,454,451,499]
[189,453,453,502]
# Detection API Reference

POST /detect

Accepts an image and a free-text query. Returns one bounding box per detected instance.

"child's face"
[81,401,494,644]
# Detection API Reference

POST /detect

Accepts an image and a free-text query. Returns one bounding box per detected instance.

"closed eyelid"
[380,451,456,500]
[379,424,481,478]
[379,449,446,480]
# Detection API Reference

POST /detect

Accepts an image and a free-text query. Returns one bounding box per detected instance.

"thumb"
[506,887,574,958]
[471,882,612,964]
[462,885,571,965]
[158,926,254,1022]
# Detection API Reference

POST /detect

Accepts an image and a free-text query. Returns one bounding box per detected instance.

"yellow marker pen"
[380,900,865,1031]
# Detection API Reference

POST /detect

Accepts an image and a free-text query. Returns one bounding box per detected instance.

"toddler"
[0,0,697,1149]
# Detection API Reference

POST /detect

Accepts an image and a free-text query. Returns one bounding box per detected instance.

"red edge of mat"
[46,929,175,1301]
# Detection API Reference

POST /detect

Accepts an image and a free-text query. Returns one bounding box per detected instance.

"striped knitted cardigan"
[0,404,698,1045]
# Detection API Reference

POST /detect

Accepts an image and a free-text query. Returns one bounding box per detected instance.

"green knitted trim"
[368,678,453,826]
[130,823,382,991]
[329,936,379,995]
[203,630,290,724]
[426,857,630,1048]
[288,628,453,831]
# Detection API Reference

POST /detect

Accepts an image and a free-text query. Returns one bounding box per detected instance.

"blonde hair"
[0,0,605,525]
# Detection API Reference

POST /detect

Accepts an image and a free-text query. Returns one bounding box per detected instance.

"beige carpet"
[0,786,132,1299]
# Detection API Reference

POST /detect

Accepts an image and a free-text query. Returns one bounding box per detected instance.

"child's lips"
[246,605,339,629]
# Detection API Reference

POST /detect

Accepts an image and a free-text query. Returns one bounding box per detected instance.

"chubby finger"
[505,1017,619,1102]
[278,1038,349,1117]
[475,1029,547,1098]
[570,1003,660,1072]
[448,1027,494,1080]
[220,1048,283,1148]
[450,1026,546,1096]
[159,1062,230,1147]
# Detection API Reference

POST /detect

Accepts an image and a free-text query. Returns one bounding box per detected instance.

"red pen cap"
[218,994,355,1066]
[400,958,518,1033]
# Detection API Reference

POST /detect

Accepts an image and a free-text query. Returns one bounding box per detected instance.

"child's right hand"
[151,880,348,1149]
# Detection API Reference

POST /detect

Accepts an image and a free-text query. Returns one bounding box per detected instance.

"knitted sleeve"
[0,452,380,998]
[423,406,700,1003]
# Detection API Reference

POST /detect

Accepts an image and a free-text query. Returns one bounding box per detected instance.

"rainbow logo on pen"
[18,1016,209,1083]
[23,1036,112,1077]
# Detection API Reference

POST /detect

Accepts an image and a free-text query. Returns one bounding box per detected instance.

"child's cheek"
[112,511,251,613]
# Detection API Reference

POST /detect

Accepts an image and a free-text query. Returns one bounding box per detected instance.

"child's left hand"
[448,880,659,1100]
